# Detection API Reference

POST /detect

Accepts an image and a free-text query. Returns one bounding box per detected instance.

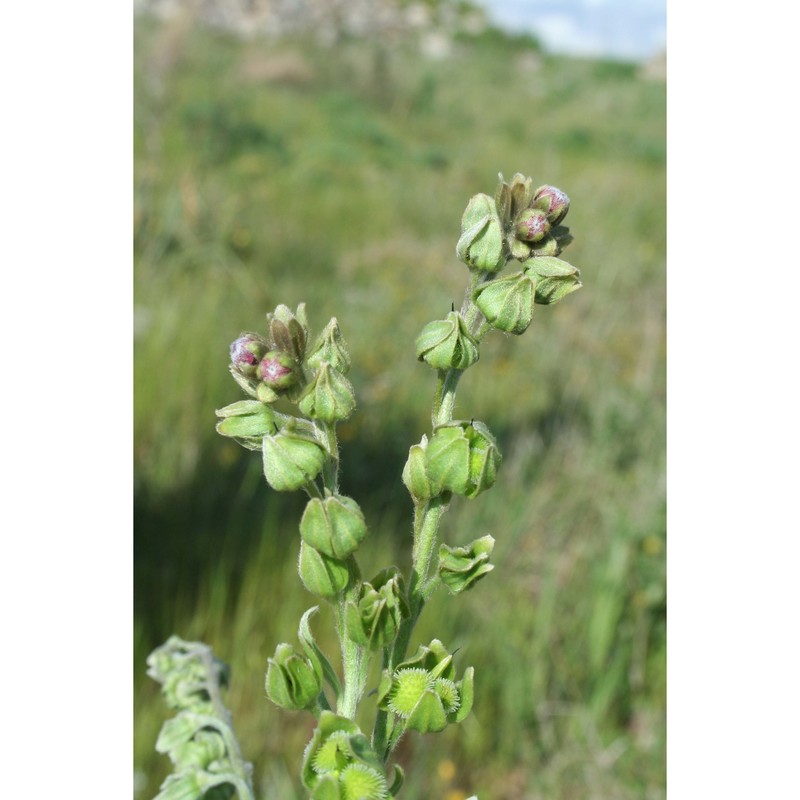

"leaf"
[299,606,341,700]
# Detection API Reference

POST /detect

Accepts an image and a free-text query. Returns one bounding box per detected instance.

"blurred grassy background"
[134,13,665,800]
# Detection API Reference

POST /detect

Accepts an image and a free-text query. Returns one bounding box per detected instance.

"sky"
[474,0,666,61]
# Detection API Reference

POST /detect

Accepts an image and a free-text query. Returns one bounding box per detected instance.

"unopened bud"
[265,642,322,711]
[473,270,536,335]
[533,184,570,225]
[298,542,354,599]
[306,317,351,374]
[298,362,356,422]
[415,311,479,371]
[425,420,502,498]
[230,333,268,378]
[456,193,505,273]
[523,256,582,305]
[259,350,301,390]
[514,208,550,242]
[300,495,367,560]
[262,430,326,492]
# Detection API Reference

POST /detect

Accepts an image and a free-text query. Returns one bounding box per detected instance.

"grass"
[134,15,665,799]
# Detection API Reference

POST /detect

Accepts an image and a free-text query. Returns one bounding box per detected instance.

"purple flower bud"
[533,185,570,225]
[230,333,268,378]
[514,208,550,243]
[259,350,301,390]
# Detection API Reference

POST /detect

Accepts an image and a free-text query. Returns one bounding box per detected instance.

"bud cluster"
[219,305,356,494]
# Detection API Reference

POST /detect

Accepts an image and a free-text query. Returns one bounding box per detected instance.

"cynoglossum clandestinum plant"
[148,172,582,799]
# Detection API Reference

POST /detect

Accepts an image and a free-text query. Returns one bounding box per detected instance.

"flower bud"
[301,712,389,799]
[402,435,433,500]
[415,311,479,371]
[425,420,502,498]
[298,542,355,599]
[300,495,367,560]
[230,332,268,378]
[514,208,550,242]
[259,350,302,390]
[345,567,409,650]
[262,430,326,491]
[265,642,322,711]
[306,317,351,375]
[298,362,356,423]
[533,184,570,225]
[266,303,309,361]
[456,193,505,273]
[523,256,582,305]
[473,270,536,335]
[215,400,277,443]
[438,535,495,595]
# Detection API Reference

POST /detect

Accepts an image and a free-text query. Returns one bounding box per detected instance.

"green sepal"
[300,495,368,560]
[310,776,342,800]
[298,542,355,599]
[415,311,479,371]
[395,639,455,680]
[215,400,277,439]
[523,256,582,305]
[262,430,326,491]
[473,270,537,335]
[508,235,532,261]
[452,666,474,724]
[438,534,496,595]
[406,689,448,734]
[505,172,535,219]
[299,606,341,701]
[456,193,505,273]
[345,567,409,651]
[265,642,322,711]
[425,420,501,498]
[424,427,469,496]
[307,317,352,375]
[228,364,260,399]
[267,303,308,361]
[298,362,356,422]
[402,435,433,500]
[494,176,512,226]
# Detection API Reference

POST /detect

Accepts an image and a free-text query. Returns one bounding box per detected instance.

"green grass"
[134,16,665,800]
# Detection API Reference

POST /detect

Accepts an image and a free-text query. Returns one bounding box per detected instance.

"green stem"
[335,594,363,719]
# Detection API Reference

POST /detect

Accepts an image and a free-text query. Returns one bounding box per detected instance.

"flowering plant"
[147,173,582,799]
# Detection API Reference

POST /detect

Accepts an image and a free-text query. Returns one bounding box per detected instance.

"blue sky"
[473,0,666,61]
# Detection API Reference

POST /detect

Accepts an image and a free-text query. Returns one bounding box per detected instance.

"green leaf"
[299,606,341,701]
